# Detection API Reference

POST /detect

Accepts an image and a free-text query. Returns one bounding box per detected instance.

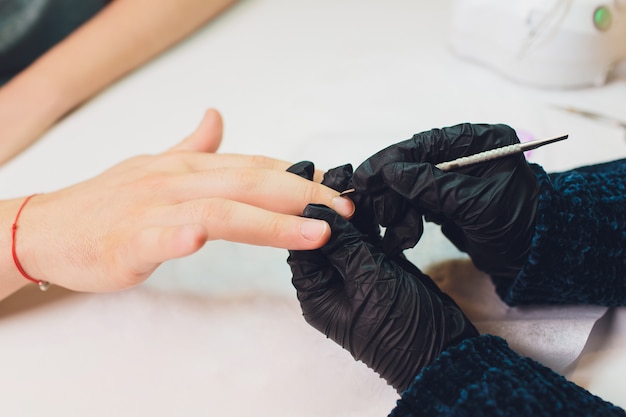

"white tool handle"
[435,143,522,171]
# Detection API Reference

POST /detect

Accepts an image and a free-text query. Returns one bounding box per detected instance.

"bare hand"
[10,109,354,292]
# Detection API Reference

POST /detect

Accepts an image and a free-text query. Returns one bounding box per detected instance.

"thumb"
[171,108,224,153]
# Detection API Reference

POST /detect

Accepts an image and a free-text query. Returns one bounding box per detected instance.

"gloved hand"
[286,162,478,392]
[351,123,539,281]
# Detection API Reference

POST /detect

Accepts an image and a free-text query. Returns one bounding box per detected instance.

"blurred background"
[1,0,625,415]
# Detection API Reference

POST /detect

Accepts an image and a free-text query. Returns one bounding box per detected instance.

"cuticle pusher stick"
[434,134,568,171]
[339,134,568,197]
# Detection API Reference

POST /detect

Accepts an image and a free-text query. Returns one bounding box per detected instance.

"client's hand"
[3,110,354,296]
[351,123,539,280]
[286,163,477,392]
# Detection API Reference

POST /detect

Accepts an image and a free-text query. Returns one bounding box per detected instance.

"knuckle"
[109,247,146,290]
[196,198,237,236]
[297,181,326,210]
[139,174,169,194]
[251,211,288,244]
[248,154,276,168]
[263,214,286,239]
[112,269,144,289]
[197,198,232,223]
[232,168,264,193]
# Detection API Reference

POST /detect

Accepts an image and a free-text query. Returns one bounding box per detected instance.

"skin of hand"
[0,0,238,166]
[350,123,539,281]
[286,163,478,393]
[0,109,355,298]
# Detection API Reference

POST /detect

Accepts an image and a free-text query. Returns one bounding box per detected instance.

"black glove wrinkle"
[353,123,540,281]
[286,160,315,180]
[322,164,353,192]
[288,203,479,393]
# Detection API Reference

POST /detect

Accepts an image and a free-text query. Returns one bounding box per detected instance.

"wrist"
[12,195,51,291]
[0,198,33,299]
[1,194,54,297]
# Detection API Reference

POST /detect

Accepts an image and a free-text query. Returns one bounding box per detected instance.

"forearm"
[28,0,238,102]
[0,0,237,165]
[391,335,625,417]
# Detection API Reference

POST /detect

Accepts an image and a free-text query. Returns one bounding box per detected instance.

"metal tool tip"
[339,188,356,197]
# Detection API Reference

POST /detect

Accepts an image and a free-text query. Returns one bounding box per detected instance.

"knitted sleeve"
[390,335,625,417]
[492,158,626,306]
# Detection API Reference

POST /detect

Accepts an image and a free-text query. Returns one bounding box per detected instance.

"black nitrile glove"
[286,162,478,393]
[287,161,383,246]
[351,123,539,281]
[287,204,479,393]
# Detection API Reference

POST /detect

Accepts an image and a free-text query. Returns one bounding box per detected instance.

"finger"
[304,203,446,350]
[412,123,520,165]
[439,220,469,252]
[381,208,424,254]
[351,125,463,192]
[288,161,355,217]
[162,151,327,187]
[385,159,519,232]
[287,246,341,299]
[161,167,354,218]
[320,164,392,244]
[164,152,297,176]
[285,167,347,316]
[285,160,326,184]
[381,161,500,226]
[287,160,316,181]
[153,198,332,249]
[301,204,386,298]
[287,245,348,338]
[171,108,223,153]
[294,162,383,246]
[321,164,353,192]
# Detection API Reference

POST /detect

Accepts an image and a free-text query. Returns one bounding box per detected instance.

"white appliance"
[448,0,626,88]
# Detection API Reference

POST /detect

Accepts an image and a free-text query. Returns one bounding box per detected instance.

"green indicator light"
[593,6,612,31]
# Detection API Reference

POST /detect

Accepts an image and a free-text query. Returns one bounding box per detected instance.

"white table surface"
[1,1,626,416]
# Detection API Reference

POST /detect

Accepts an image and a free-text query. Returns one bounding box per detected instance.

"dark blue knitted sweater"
[390,159,626,416]
[391,335,625,417]
[496,159,626,306]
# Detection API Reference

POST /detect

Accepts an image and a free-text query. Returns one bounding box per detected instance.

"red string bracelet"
[11,194,50,291]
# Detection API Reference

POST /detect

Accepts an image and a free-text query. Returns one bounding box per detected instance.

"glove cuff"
[493,159,626,306]
[390,335,623,417]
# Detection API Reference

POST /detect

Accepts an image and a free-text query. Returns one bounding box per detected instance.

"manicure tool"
[338,134,568,196]
[434,134,568,171]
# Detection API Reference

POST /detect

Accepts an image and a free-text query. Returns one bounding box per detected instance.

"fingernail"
[332,196,355,218]
[300,220,327,241]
